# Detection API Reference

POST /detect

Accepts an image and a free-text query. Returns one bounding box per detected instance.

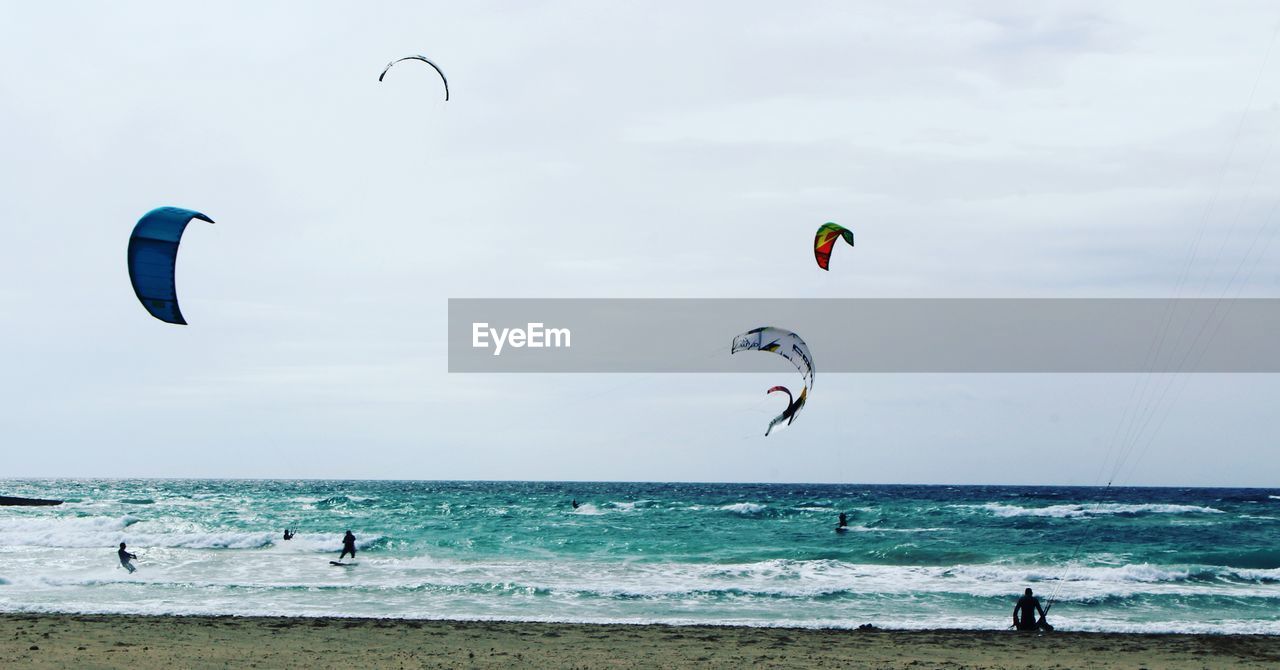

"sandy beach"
[1,614,1277,669]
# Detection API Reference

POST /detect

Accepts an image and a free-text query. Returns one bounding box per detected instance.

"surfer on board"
[117,542,138,573]
[340,531,357,560]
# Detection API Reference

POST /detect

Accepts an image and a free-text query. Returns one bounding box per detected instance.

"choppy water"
[0,480,1276,634]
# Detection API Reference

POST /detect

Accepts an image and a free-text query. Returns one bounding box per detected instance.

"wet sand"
[2,613,1278,669]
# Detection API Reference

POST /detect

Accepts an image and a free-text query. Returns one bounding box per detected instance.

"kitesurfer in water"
[117,542,138,573]
[837,512,849,530]
[1012,588,1047,631]
[571,500,579,509]
[340,531,357,560]
[283,529,294,541]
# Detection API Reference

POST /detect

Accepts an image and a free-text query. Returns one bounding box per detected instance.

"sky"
[2,2,1280,485]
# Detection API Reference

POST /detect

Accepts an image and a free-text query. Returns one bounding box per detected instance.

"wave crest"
[968,503,1224,519]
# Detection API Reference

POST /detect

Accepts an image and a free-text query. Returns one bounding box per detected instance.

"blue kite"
[127,207,214,325]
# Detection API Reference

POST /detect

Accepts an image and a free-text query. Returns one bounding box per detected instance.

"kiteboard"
[329,561,358,567]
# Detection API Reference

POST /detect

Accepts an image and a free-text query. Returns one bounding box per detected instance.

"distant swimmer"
[836,512,849,532]
[117,542,138,573]
[340,531,357,560]
[571,500,579,509]
[283,529,295,541]
[1012,587,1049,631]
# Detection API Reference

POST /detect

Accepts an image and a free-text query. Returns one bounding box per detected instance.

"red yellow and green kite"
[813,222,854,271]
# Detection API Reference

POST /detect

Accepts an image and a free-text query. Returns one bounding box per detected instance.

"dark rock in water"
[0,496,62,506]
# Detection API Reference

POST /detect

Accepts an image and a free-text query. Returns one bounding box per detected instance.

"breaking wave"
[968,503,1224,518]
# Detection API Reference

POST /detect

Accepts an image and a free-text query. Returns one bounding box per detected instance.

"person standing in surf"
[117,542,138,573]
[1012,587,1047,631]
[339,531,357,561]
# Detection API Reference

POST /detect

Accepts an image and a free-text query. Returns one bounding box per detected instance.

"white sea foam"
[968,503,1224,518]
[720,503,767,515]
[1,553,1276,634]
[0,515,140,547]
[0,515,378,552]
[53,554,1274,601]
[847,525,948,533]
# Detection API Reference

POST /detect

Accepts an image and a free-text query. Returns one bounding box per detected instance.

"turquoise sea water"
[0,480,1276,633]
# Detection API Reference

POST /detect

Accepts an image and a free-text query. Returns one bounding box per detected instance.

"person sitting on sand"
[283,529,294,541]
[340,531,357,560]
[1012,588,1046,631]
[117,542,138,573]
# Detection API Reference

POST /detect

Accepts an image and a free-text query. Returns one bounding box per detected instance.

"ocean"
[0,480,1276,634]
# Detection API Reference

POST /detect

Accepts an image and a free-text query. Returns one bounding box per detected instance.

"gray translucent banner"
[448,299,1280,373]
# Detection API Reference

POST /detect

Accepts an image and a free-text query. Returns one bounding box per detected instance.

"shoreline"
[2,609,1276,637]
[3,613,1278,669]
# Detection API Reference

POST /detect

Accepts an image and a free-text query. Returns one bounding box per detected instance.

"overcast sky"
[2,2,1280,486]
